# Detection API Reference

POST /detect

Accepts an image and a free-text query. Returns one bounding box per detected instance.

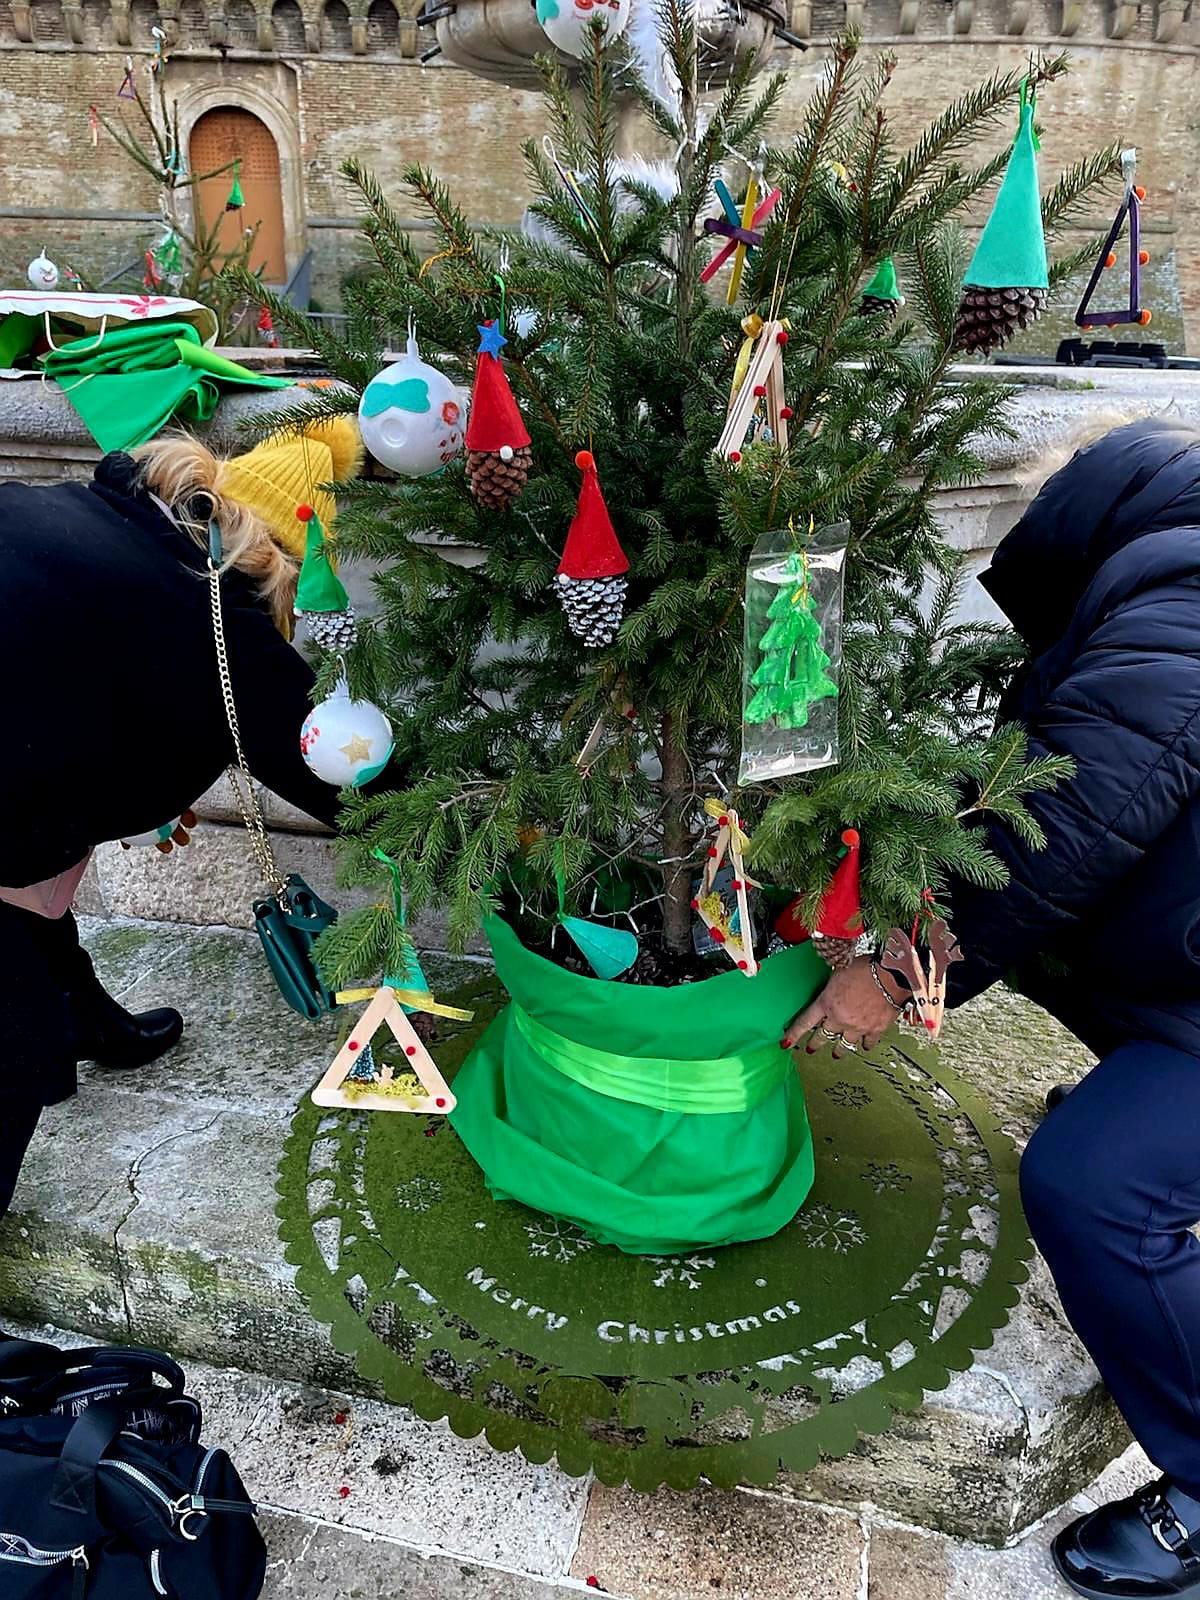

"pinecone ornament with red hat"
[774,828,864,970]
[555,450,630,647]
[464,320,532,510]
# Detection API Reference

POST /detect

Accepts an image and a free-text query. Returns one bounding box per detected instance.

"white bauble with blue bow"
[358,332,467,478]
[536,0,629,58]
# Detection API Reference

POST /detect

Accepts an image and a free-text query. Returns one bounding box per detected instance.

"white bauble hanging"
[121,819,183,848]
[27,251,59,291]
[301,686,394,789]
[535,0,629,58]
[358,331,467,478]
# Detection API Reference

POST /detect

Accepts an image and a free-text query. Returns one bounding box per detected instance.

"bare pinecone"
[299,606,357,654]
[466,445,532,510]
[858,293,899,320]
[812,933,858,971]
[954,285,1048,355]
[555,573,627,647]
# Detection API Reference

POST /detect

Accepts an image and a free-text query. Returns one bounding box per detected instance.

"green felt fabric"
[449,916,822,1254]
[0,312,39,369]
[863,257,900,301]
[41,321,291,452]
[965,98,1048,291]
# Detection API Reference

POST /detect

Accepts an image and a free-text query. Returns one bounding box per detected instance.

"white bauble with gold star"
[300,686,394,789]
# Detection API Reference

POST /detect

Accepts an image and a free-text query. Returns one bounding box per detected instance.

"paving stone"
[866,1526,950,1600]
[257,1513,576,1599]
[570,1484,864,1600]
[1081,1440,1156,1508]
[944,1510,1081,1598]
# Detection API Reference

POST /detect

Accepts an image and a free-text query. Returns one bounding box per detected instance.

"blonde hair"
[134,434,300,634]
[1015,405,1157,497]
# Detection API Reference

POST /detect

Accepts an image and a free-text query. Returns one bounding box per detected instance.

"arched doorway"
[190,107,287,284]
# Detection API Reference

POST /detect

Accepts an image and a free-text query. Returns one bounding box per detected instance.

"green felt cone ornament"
[858,257,902,320]
[225,160,245,212]
[293,504,357,653]
[954,84,1049,355]
[745,550,837,729]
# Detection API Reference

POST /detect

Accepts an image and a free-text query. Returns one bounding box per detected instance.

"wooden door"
[190,107,287,284]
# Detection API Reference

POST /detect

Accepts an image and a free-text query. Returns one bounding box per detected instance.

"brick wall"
[0,7,1195,344]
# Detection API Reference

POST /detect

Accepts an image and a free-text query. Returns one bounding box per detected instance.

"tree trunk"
[659,712,695,956]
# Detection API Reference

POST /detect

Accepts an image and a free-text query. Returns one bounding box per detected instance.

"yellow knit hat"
[217,416,364,559]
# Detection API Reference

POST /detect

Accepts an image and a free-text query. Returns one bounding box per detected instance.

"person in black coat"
[0,421,364,1218]
[789,418,1200,1598]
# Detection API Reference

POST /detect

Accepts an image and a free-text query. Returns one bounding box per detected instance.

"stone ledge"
[0,919,1124,1546]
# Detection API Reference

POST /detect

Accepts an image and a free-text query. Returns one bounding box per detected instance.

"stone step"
[0,918,1128,1549]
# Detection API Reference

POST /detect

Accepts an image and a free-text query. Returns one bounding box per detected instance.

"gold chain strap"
[208,556,288,900]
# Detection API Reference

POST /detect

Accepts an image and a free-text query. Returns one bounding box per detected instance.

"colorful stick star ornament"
[464,320,532,510]
[554,450,630,647]
[701,170,781,306]
[954,81,1049,355]
[293,503,357,654]
[300,682,394,788]
[359,329,466,477]
[1076,148,1152,333]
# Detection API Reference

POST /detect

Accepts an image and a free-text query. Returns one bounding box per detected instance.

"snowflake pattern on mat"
[825,1080,870,1110]
[394,1175,443,1213]
[647,1254,718,1291]
[864,1161,913,1194]
[795,1204,867,1253]
[525,1215,595,1264]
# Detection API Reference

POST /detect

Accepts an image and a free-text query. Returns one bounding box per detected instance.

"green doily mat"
[277,970,1032,1491]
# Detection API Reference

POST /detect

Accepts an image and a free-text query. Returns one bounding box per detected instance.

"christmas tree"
[745,550,837,729]
[240,25,1115,978]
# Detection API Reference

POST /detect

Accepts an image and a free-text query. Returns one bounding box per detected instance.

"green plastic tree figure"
[746,552,837,728]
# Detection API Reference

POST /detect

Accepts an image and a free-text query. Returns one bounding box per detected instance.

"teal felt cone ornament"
[858,257,902,320]
[225,160,245,213]
[955,83,1049,355]
[293,503,357,653]
[553,847,639,979]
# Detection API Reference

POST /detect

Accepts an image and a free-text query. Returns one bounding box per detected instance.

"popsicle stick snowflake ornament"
[1076,148,1152,333]
[716,320,791,464]
[691,800,759,976]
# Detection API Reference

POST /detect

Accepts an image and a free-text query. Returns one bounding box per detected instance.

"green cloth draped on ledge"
[450,916,824,1254]
[41,321,293,453]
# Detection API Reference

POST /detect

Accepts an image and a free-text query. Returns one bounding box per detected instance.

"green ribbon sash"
[511,1002,792,1115]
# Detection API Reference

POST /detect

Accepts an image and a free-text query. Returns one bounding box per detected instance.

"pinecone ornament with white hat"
[464,320,532,511]
[555,450,630,648]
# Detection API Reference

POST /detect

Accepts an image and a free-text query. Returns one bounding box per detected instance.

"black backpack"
[0,1333,266,1599]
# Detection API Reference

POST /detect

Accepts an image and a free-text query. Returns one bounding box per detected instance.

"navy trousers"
[1021,1042,1200,1494]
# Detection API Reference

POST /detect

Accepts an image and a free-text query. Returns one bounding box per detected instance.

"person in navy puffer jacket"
[789,417,1200,1600]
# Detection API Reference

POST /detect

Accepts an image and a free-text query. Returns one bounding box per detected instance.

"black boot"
[1046,1082,1075,1112]
[1053,1479,1200,1598]
[71,982,183,1070]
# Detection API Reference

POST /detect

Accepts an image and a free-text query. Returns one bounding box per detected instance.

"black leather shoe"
[1053,1479,1200,1598]
[72,989,184,1070]
[1046,1083,1075,1112]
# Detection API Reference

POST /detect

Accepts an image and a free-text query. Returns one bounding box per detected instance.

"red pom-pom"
[348,1040,359,1052]
[707,847,718,858]
[841,828,860,847]
[729,451,742,464]
[586,1580,600,1591]
[575,449,595,471]
[405,1045,417,1057]
[296,504,315,522]
[718,814,729,826]
[333,1410,348,1425]
[779,406,794,421]
[435,1097,446,1107]
[737,959,748,970]
[730,879,743,891]
[776,329,789,345]
[338,1486,351,1500]
[710,928,726,943]
[753,384,767,397]
[690,898,700,910]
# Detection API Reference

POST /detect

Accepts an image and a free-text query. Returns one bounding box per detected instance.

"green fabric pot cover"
[450,916,825,1254]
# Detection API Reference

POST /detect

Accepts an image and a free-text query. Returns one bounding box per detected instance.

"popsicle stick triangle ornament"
[1076,148,1151,332]
[312,987,457,1114]
[692,800,758,975]
[716,320,790,463]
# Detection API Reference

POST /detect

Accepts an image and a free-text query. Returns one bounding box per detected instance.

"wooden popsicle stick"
[312,988,457,1115]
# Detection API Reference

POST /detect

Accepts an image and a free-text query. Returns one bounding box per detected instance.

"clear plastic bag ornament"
[738,522,848,784]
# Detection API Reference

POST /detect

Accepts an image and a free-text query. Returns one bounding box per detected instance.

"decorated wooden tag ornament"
[691,799,759,976]
[464,319,531,510]
[878,916,963,1040]
[1076,149,1152,332]
[555,451,630,647]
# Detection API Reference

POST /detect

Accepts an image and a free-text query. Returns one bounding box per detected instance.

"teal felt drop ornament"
[553,851,639,979]
[375,848,431,1013]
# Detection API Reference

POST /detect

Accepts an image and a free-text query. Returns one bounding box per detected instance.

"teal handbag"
[208,529,338,1021]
